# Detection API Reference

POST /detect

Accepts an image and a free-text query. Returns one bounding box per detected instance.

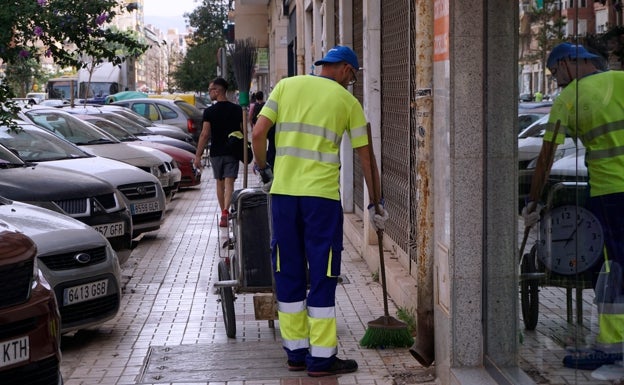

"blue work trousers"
[270,194,344,370]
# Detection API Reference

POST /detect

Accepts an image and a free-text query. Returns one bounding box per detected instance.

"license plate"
[131,201,160,215]
[0,336,29,368]
[63,279,108,306]
[92,222,125,238]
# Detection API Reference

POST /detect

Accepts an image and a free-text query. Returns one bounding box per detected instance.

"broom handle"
[366,123,390,317]
[519,119,560,258]
[242,106,249,188]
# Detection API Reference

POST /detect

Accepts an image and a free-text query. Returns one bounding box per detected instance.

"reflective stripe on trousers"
[271,195,343,362]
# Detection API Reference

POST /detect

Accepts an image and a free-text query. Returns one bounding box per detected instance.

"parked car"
[517,113,581,209]
[0,224,62,384]
[86,104,197,144]
[19,108,174,199]
[25,92,47,104]
[75,109,197,153]
[518,101,552,133]
[77,115,200,188]
[547,147,587,184]
[0,141,133,258]
[0,198,122,332]
[73,114,182,197]
[0,122,167,239]
[111,98,204,141]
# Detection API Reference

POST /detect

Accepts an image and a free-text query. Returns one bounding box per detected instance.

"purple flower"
[19,50,30,58]
[95,13,108,26]
[34,26,43,36]
[37,0,47,5]
[45,49,52,58]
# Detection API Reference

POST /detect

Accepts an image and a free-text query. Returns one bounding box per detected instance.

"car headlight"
[552,148,565,163]
[150,164,163,178]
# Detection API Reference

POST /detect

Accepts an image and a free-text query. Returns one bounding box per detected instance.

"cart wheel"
[521,247,539,330]
[218,260,236,338]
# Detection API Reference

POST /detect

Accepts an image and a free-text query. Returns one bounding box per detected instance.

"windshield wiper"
[86,138,116,144]
[0,162,28,169]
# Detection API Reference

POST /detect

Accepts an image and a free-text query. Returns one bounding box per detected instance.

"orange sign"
[434,0,449,62]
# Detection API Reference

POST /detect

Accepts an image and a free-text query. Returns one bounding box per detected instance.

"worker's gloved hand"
[522,202,543,228]
[368,200,390,231]
[253,163,273,192]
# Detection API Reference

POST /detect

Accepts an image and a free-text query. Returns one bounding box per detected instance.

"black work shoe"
[287,360,306,371]
[307,358,358,377]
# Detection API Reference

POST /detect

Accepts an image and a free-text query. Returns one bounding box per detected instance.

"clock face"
[537,205,604,275]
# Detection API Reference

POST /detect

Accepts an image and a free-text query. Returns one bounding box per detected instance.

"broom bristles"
[359,316,414,348]
[230,38,257,106]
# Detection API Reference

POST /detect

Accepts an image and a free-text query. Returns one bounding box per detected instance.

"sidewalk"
[60,167,431,385]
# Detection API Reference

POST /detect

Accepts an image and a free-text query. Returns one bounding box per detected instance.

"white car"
[548,147,587,182]
[0,197,121,333]
[0,122,167,240]
[518,113,580,168]
[518,113,582,206]
[19,108,173,195]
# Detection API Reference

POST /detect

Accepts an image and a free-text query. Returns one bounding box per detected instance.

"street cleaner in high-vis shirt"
[251,46,388,377]
[524,42,624,370]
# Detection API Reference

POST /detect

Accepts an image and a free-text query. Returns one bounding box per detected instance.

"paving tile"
[59,170,419,385]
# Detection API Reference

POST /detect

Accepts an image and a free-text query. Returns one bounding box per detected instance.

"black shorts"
[210,155,239,179]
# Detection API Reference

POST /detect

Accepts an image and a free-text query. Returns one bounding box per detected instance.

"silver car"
[61,104,197,146]
[111,98,204,141]
[0,122,167,240]
[20,108,172,190]
[0,197,121,333]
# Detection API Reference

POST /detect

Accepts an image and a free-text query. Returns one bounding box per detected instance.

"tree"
[519,0,566,94]
[4,57,44,97]
[177,0,232,89]
[0,0,147,127]
[173,42,220,92]
[185,0,232,45]
[584,25,624,70]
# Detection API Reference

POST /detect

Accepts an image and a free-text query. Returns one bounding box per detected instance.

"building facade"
[234,1,623,384]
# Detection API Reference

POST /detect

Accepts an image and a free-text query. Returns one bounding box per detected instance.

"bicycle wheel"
[218,259,236,338]
[520,246,539,330]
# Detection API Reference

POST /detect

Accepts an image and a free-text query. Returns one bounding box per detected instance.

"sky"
[142,0,198,33]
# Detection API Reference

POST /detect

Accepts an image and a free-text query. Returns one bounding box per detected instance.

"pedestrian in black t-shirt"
[194,77,243,227]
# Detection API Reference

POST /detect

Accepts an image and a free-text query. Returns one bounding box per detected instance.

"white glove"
[521,202,543,228]
[368,203,390,231]
[253,163,273,193]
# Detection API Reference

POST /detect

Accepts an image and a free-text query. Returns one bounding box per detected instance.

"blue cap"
[547,42,599,69]
[314,46,359,69]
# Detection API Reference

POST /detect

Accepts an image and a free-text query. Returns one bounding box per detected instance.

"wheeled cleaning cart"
[520,181,605,331]
[213,187,277,338]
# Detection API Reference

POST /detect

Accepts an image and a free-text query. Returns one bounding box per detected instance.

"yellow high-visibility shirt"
[544,71,624,197]
[259,75,368,201]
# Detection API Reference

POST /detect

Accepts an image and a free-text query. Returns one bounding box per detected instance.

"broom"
[360,123,414,349]
[230,38,257,188]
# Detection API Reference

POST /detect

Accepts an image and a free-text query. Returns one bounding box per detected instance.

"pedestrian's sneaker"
[287,360,306,372]
[307,358,358,377]
[219,209,229,227]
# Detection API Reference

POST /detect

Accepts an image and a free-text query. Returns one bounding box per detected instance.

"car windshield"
[82,117,139,142]
[0,142,26,167]
[100,113,151,135]
[111,109,155,127]
[0,123,91,162]
[518,114,550,139]
[174,101,202,116]
[518,114,546,134]
[24,110,119,145]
